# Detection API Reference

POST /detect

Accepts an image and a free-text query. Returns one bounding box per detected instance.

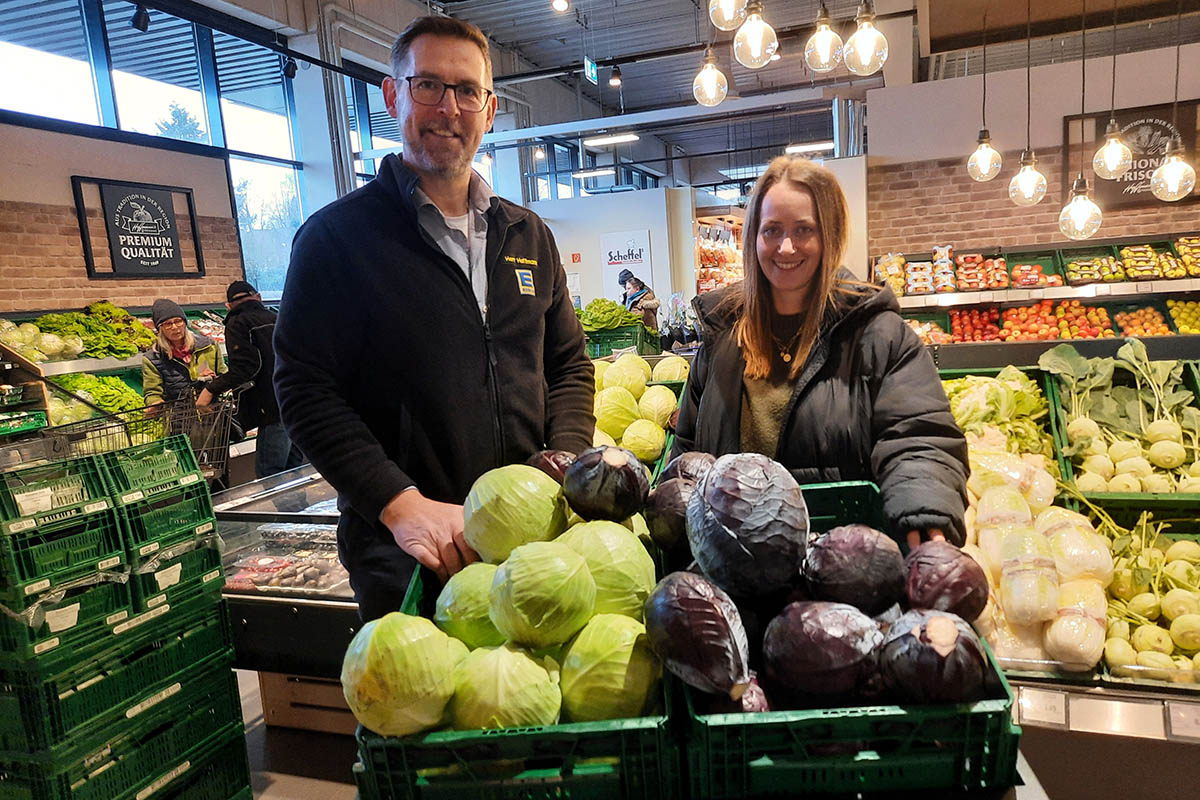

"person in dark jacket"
[274,16,594,621]
[672,156,969,547]
[142,299,225,405]
[198,281,302,479]
[618,269,660,330]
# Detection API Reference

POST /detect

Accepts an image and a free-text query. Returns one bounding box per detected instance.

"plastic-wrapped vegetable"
[999,528,1058,625]
[968,452,1054,514]
[976,487,1032,527]
[986,600,1048,664]
[1042,579,1106,670]
[1036,507,1113,586]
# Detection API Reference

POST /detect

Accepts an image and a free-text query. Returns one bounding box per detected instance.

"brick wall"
[867,148,1200,258]
[0,200,242,314]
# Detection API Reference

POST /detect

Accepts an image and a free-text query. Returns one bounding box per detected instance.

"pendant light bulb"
[804,3,843,74]
[551,0,569,12]
[843,2,888,76]
[1009,150,1047,206]
[1093,120,1133,180]
[967,130,1003,182]
[1151,141,1197,201]
[693,47,729,107]
[708,0,747,32]
[733,1,778,69]
[1059,175,1103,240]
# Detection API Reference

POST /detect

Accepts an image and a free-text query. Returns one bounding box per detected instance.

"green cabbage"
[340,612,458,736]
[489,541,596,648]
[651,355,689,382]
[615,353,652,381]
[449,645,562,730]
[558,521,656,620]
[561,614,660,722]
[638,385,677,428]
[434,563,505,649]
[603,360,646,399]
[592,359,611,388]
[463,465,568,563]
[593,428,617,447]
[621,419,665,463]
[594,386,640,440]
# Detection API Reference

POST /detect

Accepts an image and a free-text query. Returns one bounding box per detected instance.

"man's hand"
[379,489,479,583]
[196,388,213,407]
[906,528,946,551]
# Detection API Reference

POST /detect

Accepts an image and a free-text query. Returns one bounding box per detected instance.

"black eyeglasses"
[404,76,492,113]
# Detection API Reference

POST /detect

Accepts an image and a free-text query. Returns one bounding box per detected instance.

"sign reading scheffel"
[99,183,184,274]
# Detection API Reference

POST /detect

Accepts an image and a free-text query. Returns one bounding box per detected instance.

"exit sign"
[583,56,598,86]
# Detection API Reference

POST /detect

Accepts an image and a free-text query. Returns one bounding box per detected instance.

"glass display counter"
[213,465,361,678]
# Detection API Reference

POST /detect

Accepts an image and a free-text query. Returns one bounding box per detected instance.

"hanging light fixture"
[693,46,729,106]
[1151,0,1196,202]
[1093,0,1132,180]
[551,0,569,13]
[709,0,747,32]
[804,3,843,74]
[1059,0,1103,239]
[535,147,546,160]
[608,65,623,88]
[967,9,1002,182]
[130,4,150,32]
[733,1,778,69]
[843,1,888,76]
[1010,0,1047,206]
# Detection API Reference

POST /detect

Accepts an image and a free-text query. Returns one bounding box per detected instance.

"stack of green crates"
[0,437,251,800]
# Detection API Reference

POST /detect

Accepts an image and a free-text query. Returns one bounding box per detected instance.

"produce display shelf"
[352,568,682,800]
[1009,679,1200,743]
[682,480,1019,797]
[0,409,48,437]
[37,355,144,379]
[896,277,1200,310]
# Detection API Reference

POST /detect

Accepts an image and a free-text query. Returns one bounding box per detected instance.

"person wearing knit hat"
[142,297,226,407]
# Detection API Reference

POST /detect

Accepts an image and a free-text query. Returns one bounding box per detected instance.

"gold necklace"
[771,327,804,363]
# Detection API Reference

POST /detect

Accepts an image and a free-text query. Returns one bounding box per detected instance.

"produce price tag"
[1136,281,1155,293]
[1019,687,1067,727]
[1167,702,1200,741]
[1094,284,1111,296]
[1028,288,1044,300]
[1009,290,1030,302]
[979,292,995,302]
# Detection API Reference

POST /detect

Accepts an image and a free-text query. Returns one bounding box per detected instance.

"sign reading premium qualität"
[72,176,205,280]
[1073,101,1199,210]
[99,182,183,273]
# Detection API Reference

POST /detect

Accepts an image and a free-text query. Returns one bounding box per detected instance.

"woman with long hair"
[618,270,660,330]
[673,157,968,548]
[142,298,226,406]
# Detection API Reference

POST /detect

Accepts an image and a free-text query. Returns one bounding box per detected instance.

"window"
[0,0,99,125]
[103,1,211,144]
[214,30,293,160]
[231,157,302,295]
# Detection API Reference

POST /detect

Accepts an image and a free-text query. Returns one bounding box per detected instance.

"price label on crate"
[1168,702,1200,741]
[1019,687,1067,727]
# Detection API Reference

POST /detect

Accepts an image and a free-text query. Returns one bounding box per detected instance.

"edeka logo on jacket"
[505,255,539,296]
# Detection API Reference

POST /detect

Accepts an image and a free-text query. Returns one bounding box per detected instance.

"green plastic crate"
[0,596,232,756]
[0,666,241,800]
[0,506,124,609]
[646,380,685,398]
[586,325,661,358]
[0,455,111,533]
[129,541,223,613]
[101,436,205,507]
[1105,298,1178,337]
[1004,249,1063,288]
[353,569,681,800]
[149,726,251,800]
[682,479,1020,798]
[650,431,675,484]
[0,577,132,666]
[0,410,47,437]
[116,482,216,564]
[1059,244,1122,286]
[1048,360,1200,512]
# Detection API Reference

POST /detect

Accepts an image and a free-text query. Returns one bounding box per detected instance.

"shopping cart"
[13,383,249,485]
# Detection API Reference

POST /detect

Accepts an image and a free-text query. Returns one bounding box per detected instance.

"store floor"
[237,670,358,799]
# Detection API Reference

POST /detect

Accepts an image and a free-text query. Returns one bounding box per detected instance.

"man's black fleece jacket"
[273,154,594,551]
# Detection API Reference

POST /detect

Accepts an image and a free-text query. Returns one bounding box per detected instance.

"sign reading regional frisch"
[99,183,184,274]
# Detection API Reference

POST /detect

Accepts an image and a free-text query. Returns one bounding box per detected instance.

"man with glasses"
[274,16,594,621]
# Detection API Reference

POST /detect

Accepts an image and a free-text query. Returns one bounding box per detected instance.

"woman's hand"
[906,528,946,550]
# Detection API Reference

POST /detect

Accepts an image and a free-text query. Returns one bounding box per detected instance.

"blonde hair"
[731,156,863,380]
[155,325,194,356]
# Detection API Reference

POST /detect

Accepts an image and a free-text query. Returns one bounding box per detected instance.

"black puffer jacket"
[205,299,279,430]
[672,276,970,544]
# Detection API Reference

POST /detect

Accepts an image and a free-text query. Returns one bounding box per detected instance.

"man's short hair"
[390,16,492,84]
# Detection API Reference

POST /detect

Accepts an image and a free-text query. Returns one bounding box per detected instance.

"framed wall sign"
[1062,101,1199,210]
[71,176,206,279]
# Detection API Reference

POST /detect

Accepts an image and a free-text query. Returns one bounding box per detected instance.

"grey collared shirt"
[414,171,495,316]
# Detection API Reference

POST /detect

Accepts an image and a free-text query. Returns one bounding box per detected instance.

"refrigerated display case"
[213,465,361,678]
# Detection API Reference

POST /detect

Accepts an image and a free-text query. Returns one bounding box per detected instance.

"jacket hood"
[692,269,899,344]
